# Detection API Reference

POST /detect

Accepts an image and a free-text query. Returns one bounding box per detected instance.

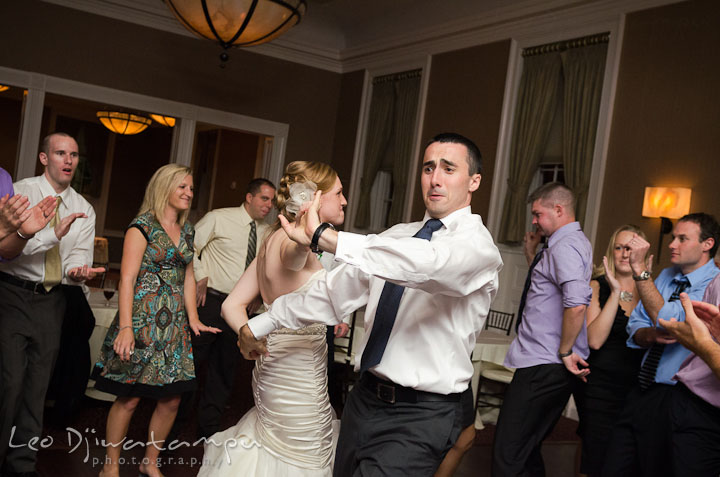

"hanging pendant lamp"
[163,0,306,63]
[150,114,176,127]
[96,111,152,135]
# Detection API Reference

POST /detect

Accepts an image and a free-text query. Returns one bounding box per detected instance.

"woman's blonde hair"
[593,224,647,278]
[138,164,193,226]
[274,161,338,226]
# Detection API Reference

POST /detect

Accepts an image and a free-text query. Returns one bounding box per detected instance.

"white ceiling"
[42,0,683,72]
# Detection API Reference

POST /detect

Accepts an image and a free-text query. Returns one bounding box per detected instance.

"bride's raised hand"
[279,190,323,247]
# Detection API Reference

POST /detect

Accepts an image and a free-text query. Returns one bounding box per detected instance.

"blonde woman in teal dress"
[94,164,220,477]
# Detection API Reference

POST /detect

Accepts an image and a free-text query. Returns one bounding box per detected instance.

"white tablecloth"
[471,331,514,428]
[86,288,118,401]
[470,331,579,428]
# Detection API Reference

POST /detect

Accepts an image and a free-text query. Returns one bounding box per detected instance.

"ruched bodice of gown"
[199,270,338,476]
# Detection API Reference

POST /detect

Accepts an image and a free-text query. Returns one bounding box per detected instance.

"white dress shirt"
[193,205,270,294]
[0,174,95,283]
[249,206,503,394]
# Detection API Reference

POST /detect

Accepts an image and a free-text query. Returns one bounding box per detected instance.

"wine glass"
[103,279,117,307]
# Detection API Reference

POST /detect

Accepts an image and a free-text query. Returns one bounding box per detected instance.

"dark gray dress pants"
[0,281,65,473]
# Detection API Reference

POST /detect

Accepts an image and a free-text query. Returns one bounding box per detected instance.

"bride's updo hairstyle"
[274,161,338,227]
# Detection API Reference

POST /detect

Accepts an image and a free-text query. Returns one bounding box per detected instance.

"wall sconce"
[642,187,692,261]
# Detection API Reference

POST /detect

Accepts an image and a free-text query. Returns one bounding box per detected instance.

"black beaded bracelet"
[311,222,335,253]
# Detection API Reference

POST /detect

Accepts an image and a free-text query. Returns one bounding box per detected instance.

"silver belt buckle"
[377,383,396,404]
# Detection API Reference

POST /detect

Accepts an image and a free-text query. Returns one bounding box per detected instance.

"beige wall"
[1,0,344,170]
[329,70,365,204]
[597,0,720,269]
[414,40,511,222]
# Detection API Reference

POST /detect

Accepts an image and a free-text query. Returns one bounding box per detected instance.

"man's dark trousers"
[0,281,65,473]
[173,289,243,438]
[492,363,576,477]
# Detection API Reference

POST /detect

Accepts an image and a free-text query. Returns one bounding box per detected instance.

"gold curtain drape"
[354,70,421,229]
[498,53,563,244]
[561,43,608,224]
[498,33,609,243]
[354,80,394,229]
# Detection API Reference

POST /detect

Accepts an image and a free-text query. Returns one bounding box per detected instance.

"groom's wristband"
[310,222,335,253]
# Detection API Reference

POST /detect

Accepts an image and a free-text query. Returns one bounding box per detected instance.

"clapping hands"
[603,256,621,294]
[1,194,58,239]
[659,292,720,352]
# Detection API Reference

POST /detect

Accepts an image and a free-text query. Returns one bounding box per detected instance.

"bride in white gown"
[198,161,348,476]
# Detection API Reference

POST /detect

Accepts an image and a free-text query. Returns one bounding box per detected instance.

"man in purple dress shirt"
[0,167,17,241]
[660,280,720,476]
[492,182,592,477]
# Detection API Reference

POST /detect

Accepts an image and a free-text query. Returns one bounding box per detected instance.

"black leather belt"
[360,372,462,404]
[0,270,58,294]
[207,288,228,299]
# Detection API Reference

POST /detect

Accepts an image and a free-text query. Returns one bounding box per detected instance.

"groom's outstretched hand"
[238,323,268,360]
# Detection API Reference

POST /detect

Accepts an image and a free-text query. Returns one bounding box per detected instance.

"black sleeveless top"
[585,276,645,396]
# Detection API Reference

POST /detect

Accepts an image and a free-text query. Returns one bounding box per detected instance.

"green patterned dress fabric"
[93,211,197,397]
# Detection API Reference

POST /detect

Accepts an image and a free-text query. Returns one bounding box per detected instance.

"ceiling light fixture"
[162,0,306,64]
[150,114,176,127]
[96,111,152,135]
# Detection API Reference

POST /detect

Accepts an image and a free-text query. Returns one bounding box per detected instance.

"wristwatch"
[632,270,651,281]
[558,350,573,359]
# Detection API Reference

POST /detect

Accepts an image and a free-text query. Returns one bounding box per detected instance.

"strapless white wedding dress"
[198,272,339,476]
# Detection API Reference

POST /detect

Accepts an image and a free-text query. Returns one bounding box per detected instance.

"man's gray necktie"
[245,221,257,270]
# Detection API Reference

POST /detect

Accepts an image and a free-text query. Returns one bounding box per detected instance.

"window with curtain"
[354,69,422,231]
[498,33,609,244]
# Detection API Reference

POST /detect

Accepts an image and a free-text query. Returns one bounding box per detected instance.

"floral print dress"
[93,211,197,398]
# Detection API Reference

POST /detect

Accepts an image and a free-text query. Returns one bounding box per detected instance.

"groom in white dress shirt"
[239,133,503,476]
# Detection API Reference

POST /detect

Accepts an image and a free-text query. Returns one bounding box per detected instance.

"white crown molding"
[41,0,684,74]
[253,39,343,73]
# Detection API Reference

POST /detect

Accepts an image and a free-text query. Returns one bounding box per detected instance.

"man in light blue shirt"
[603,212,720,477]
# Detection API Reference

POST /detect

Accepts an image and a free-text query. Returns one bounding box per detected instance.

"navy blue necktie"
[515,244,546,333]
[637,276,689,390]
[360,218,444,372]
